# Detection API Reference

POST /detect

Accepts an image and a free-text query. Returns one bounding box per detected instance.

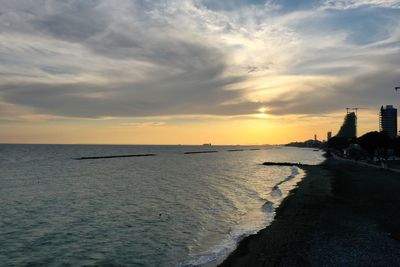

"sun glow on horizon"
[256,107,268,119]
[0,0,398,144]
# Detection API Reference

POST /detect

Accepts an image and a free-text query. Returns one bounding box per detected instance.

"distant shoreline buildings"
[327,131,332,141]
[379,105,398,139]
[336,112,357,139]
[288,104,398,148]
[332,105,398,140]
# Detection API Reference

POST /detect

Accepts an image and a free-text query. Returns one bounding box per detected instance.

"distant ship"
[202,143,212,146]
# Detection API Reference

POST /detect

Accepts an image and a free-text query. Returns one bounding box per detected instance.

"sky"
[0,0,399,144]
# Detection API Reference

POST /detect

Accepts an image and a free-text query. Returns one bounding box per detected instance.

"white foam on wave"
[177,166,305,267]
[272,167,305,201]
[274,166,300,187]
[177,198,278,267]
[176,221,270,267]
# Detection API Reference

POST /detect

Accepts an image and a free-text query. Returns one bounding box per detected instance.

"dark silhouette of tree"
[395,136,400,157]
[357,131,392,158]
[327,136,350,151]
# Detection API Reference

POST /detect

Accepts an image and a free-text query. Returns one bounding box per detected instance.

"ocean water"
[0,145,324,266]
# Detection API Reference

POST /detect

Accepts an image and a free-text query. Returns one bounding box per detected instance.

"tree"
[327,136,350,151]
[395,136,400,157]
[357,131,392,158]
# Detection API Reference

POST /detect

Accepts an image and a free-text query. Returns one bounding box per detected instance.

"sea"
[0,145,324,266]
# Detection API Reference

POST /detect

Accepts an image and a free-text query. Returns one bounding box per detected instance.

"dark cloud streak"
[0,71,261,118]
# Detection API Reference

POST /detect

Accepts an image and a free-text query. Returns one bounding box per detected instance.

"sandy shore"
[219,158,400,266]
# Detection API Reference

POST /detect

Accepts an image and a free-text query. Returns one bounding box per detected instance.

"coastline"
[182,161,307,267]
[219,158,400,266]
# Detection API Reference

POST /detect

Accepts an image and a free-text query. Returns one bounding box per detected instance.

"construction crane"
[346,107,366,116]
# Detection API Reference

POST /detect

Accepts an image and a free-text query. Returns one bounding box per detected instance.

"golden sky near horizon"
[0,111,383,144]
[0,0,399,144]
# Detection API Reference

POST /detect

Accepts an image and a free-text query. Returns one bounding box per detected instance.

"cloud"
[121,121,166,127]
[264,68,400,115]
[0,71,263,118]
[199,0,271,11]
[321,0,400,9]
[0,0,399,120]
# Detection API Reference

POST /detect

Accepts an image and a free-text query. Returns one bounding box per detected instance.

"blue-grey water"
[0,145,324,266]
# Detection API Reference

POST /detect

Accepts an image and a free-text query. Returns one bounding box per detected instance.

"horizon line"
[0,143,277,146]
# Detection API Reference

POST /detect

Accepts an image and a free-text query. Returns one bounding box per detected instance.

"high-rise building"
[336,112,357,138]
[327,131,332,141]
[379,105,398,139]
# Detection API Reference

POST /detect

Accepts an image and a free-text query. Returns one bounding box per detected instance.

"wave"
[177,198,277,267]
[262,200,275,213]
[271,185,282,198]
[177,220,271,267]
[274,166,299,187]
[177,166,305,267]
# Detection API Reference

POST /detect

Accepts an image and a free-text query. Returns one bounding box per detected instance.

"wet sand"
[220,158,400,266]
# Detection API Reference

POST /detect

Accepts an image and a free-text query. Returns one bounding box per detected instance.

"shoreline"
[219,157,400,266]
[181,162,307,267]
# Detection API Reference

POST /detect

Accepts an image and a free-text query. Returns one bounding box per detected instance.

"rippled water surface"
[0,145,324,266]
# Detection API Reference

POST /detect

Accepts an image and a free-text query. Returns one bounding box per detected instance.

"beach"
[220,158,400,266]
